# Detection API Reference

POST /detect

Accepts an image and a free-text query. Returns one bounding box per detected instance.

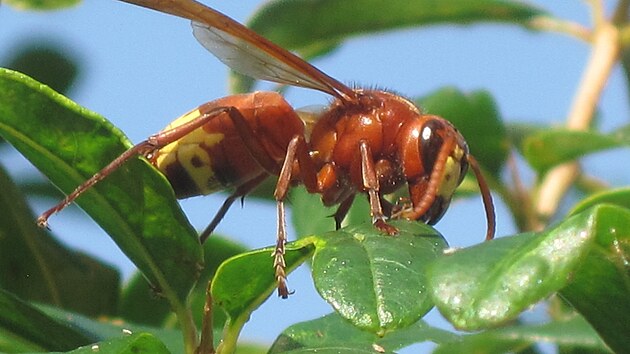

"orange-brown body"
[152,89,469,228]
[151,92,304,198]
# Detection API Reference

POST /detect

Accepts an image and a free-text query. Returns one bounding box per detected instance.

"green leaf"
[570,187,630,215]
[16,177,66,200]
[0,69,202,306]
[0,288,94,352]
[312,220,447,335]
[39,305,184,354]
[211,238,315,352]
[416,87,508,177]
[559,206,630,354]
[270,313,457,353]
[62,332,170,354]
[232,0,546,93]
[4,0,80,10]
[427,206,602,331]
[0,163,120,317]
[251,0,544,52]
[117,272,172,328]
[505,122,544,153]
[290,186,336,237]
[522,127,630,173]
[212,238,315,319]
[433,315,610,353]
[234,343,268,354]
[4,42,80,96]
[269,313,382,354]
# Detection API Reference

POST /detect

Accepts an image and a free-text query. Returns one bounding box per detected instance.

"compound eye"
[457,154,469,185]
[416,118,470,225]
[419,120,444,174]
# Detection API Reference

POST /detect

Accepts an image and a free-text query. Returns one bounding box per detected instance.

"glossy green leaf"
[231,0,546,93]
[5,0,80,10]
[559,206,630,354]
[0,69,202,305]
[428,206,603,331]
[0,164,120,317]
[433,315,610,353]
[312,221,447,335]
[211,238,315,353]
[522,127,630,173]
[416,87,508,177]
[212,238,315,318]
[570,187,630,216]
[63,332,170,354]
[0,288,94,352]
[270,313,457,353]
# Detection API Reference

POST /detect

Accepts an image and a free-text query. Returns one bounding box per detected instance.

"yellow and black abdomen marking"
[152,108,227,198]
[151,92,306,199]
[153,106,268,199]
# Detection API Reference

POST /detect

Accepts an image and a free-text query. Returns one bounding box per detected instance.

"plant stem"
[504,152,537,232]
[176,304,199,354]
[196,283,215,354]
[588,0,606,28]
[533,17,620,229]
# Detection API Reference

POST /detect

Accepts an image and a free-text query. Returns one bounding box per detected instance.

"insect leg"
[332,194,355,229]
[37,106,238,228]
[198,173,268,243]
[224,107,284,175]
[358,141,397,235]
[272,134,312,298]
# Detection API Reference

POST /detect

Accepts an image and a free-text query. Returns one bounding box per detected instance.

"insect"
[38,0,495,298]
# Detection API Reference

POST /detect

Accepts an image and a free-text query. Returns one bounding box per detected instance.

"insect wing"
[192,22,329,93]
[120,0,355,101]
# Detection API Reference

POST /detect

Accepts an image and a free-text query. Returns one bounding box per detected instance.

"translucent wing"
[120,0,356,101]
[191,22,329,93]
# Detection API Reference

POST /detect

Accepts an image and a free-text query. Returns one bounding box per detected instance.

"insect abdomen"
[151,92,304,199]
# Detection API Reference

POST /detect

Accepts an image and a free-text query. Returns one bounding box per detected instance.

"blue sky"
[1,1,628,351]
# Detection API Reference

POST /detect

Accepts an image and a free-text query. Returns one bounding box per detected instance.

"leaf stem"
[216,315,248,354]
[533,15,620,229]
[529,16,592,42]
